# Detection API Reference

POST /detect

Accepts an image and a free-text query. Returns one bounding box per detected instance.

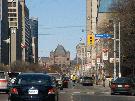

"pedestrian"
[96,75,98,85]
[102,75,106,87]
[72,75,76,86]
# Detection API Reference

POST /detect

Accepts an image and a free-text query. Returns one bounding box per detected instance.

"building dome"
[54,45,66,56]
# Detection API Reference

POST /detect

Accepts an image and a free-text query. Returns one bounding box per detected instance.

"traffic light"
[87,34,95,46]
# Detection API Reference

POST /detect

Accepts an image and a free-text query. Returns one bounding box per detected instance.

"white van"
[0,71,9,92]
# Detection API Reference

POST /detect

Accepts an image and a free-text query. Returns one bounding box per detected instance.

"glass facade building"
[30,17,38,63]
[0,0,9,64]
[99,0,113,12]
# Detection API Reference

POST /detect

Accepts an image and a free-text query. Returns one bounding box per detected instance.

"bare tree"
[105,0,135,76]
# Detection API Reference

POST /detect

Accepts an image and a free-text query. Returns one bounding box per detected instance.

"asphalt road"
[0,81,135,101]
[59,81,135,101]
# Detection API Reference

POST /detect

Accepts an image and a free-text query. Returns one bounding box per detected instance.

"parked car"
[7,72,21,91]
[0,71,9,93]
[48,73,63,90]
[8,73,59,101]
[110,77,135,95]
[81,76,94,86]
[78,76,83,84]
[8,72,21,83]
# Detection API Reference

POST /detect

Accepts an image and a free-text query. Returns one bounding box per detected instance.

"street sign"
[95,33,112,38]
[110,58,119,63]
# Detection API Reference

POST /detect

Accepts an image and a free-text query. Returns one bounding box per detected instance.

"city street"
[59,82,135,101]
[0,81,135,101]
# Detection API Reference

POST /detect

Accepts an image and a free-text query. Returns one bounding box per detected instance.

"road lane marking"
[86,92,95,95]
[73,92,80,94]
[71,94,74,101]
[100,91,110,94]
[59,91,66,94]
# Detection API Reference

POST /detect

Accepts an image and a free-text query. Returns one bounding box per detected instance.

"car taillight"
[124,84,130,88]
[0,80,7,82]
[48,88,55,94]
[111,84,116,89]
[64,80,68,83]
[11,88,18,94]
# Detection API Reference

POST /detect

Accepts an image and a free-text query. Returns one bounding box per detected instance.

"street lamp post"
[3,37,10,70]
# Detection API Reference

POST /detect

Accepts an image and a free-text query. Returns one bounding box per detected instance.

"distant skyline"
[26,0,112,60]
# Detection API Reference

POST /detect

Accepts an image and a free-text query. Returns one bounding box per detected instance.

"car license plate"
[28,89,38,94]
[118,85,122,87]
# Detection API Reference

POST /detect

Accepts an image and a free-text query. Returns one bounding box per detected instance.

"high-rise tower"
[8,0,22,63]
[20,0,31,62]
[86,0,99,68]
[30,17,38,63]
[0,0,9,65]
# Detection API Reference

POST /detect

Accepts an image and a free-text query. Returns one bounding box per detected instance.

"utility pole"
[118,22,121,77]
[114,23,117,80]
[81,47,84,76]
[96,41,98,84]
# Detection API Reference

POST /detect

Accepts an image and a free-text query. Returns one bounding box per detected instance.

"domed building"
[49,44,70,67]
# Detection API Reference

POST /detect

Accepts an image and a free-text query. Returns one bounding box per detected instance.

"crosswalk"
[59,90,110,95]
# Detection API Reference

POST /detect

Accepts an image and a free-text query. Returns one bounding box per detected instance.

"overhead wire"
[39,25,85,29]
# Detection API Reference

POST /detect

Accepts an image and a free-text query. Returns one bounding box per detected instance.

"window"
[8,13,17,17]
[10,18,17,21]
[16,75,51,85]
[0,72,6,79]
[8,2,16,7]
[10,22,17,26]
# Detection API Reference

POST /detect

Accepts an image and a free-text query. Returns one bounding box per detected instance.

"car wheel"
[56,94,59,101]
[130,91,135,96]
[8,98,11,101]
[111,92,115,95]
[53,94,58,101]
[111,91,115,95]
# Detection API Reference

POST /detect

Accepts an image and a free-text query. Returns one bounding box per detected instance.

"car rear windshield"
[83,77,93,80]
[114,77,131,83]
[16,75,51,85]
[132,78,135,82]
[48,73,61,80]
[0,72,6,79]
[8,72,20,79]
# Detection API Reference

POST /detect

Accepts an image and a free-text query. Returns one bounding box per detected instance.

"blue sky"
[26,0,112,60]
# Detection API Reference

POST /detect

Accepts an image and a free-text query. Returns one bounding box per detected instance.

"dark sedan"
[8,73,59,101]
[81,76,94,86]
[110,77,135,95]
[62,77,69,88]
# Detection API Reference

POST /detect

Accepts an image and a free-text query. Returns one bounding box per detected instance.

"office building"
[8,0,22,63]
[20,0,31,62]
[30,17,38,63]
[86,0,99,66]
[0,0,9,65]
